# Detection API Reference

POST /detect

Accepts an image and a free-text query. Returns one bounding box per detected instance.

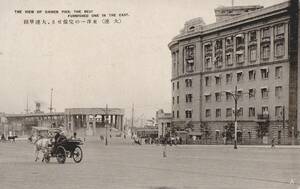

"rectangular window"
[249,107,255,117]
[275,43,284,57]
[262,27,270,38]
[172,82,175,90]
[226,53,233,66]
[237,90,243,101]
[186,59,194,72]
[177,110,179,118]
[177,81,179,89]
[226,36,233,46]
[172,52,176,69]
[185,45,194,59]
[215,55,223,68]
[172,97,175,105]
[205,109,211,117]
[215,92,221,102]
[177,96,179,104]
[205,94,211,103]
[236,34,245,46]
[185,110,192,118]
[249,46,257,62]
[226,108,232,117]
[237,72,243,82]
[186,94,193,103]
[275,24,284,35]
[216,108,221,118]
[185,79,192,87]
[236,51,244,63]
[262,106,269,115]
[215,75,221,85]
[275,106,283,117]
[226,73,233,84]
[275,86,282,98]
[249,31,257,41]
[249,88,256,99]
[249,70,256,81]
[172,111,175,118]
[205,76,211,87]
[261,68,269,79]
[237,107,243,117]
[262,45,270,59]
[204,44,212,54]
[215,40,223,50]
[226,92,232,101]
[261,88,269,99]
[205,56,212,69]
[275,66,283,79]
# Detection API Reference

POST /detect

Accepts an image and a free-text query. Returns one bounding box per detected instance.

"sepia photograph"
[0,0,300,188]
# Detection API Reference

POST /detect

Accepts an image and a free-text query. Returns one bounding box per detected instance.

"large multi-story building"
[168,0,299,144]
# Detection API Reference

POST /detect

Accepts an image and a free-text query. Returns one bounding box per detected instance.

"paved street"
[0,138,300,189]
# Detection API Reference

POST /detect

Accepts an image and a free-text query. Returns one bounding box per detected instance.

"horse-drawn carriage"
[32,127,83,164]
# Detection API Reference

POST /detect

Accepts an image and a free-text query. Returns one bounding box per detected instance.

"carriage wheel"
[56,146,66,164]
[72,146,83,163]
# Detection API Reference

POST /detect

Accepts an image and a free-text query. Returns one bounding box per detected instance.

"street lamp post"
[105,104,108,146]
[233,86,238,149]
[224,86,238,149]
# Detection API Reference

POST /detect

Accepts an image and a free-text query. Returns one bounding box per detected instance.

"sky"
[0,0,286,121]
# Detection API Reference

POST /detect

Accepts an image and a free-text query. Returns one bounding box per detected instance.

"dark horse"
[8,135,17,142]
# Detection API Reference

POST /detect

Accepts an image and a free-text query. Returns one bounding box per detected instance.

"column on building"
[245,32,248,64]
[270,26,274,62]
[110,115,113,126]
[70,115,74,133]
[233,35,236,65]
[93,115,96,135]
[114,115,118,128]
[86,114,90,135]
[257,29,261,63]
[212,40,215,69]
[284,22,288,59]
[120,115,123,131]
[222,38,226,67]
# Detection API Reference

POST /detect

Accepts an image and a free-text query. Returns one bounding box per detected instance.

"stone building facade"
[169,1,299,144]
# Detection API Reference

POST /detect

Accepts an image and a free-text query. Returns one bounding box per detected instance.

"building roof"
[169,1,290,48]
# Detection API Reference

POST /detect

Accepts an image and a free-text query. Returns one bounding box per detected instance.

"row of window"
[172,79,192,90]
[172,86,283,105]
[172,110,192,119]
[204,42,285,69]
[172,105,284,119]
[204,66,282,87]
[205,106,283,118]
[172,65,283,91]
[204,86,282,103]
[172,24,286,74]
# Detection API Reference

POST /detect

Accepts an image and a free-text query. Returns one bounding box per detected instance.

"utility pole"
[232,0,234,6]
[233,86,238,149]
[49,88,54,113]
[25,95,30,114]
[105,104,108,146]
[131,103,134,128]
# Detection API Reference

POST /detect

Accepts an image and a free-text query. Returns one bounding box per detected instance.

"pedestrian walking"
[271,137,275,148]
[162,137,167,158]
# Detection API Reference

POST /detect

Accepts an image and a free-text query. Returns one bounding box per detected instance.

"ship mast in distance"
[49,88,54,113]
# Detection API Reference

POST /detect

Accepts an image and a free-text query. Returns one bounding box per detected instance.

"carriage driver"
[52,130,67,152]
